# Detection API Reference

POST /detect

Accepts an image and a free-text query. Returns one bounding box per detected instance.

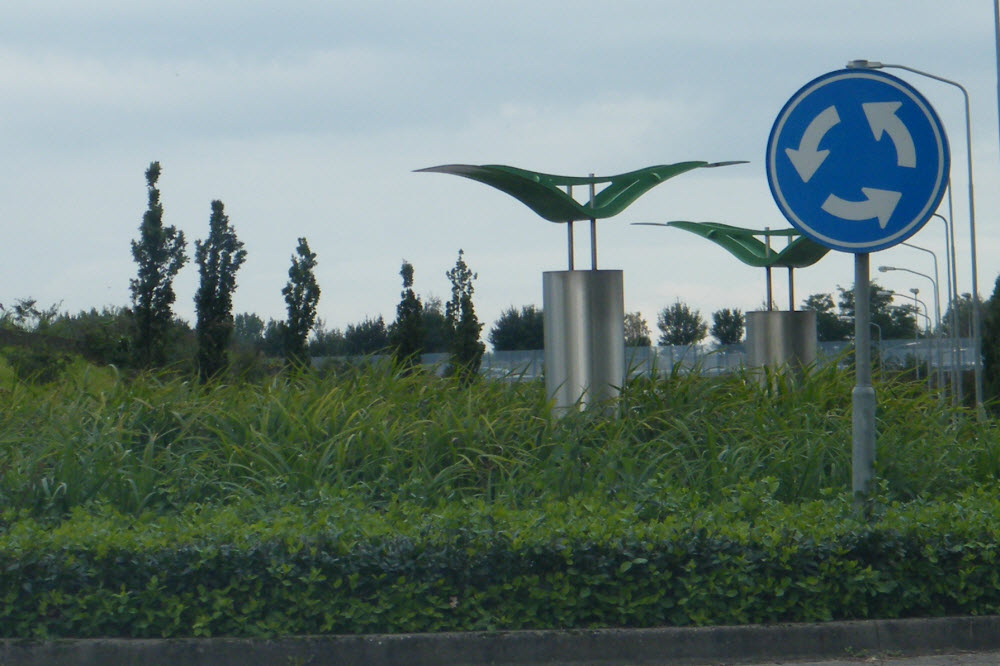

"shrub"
[4,489,1000,638]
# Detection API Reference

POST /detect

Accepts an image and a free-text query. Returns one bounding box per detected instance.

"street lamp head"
[847,59,883,69]
[910,287,919,296]
[878,266,894,272]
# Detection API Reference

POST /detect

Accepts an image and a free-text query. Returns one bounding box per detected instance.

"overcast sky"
[4,1,1000,343]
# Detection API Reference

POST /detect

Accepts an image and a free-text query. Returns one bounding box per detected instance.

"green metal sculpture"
[636,221,831,311]
[416,162,746,222]
[639,221,830,268]
[418,161,746,270]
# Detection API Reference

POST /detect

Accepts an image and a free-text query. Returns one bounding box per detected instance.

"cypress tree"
[389,260,424,368]
[445,249,484,383]
[281,237,320,367]
[194,200,247,381]
[129,161,187,368]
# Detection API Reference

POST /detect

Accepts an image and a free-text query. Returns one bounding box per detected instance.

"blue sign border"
[767,69,949,253]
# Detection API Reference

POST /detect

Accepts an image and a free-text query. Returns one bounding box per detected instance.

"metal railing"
[316,338,976,380]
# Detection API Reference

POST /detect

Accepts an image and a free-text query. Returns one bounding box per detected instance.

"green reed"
[1,355,997,519]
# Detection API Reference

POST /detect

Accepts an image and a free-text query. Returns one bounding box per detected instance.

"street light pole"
[871,322,883,376]
[899,243,945,391]
[943,187,964,404]
[879,266,940,359]
[932,211,961,402]
[995,0,1000,212]
[914,293,934,389]
[910,287,921,381]
[847,59,984,416]
[898,246,942,329]
[885,285,934,386]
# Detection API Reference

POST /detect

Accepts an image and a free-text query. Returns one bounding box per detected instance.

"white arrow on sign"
[863,101,916,168]
[785,105,840,183]
[821,188,902,229]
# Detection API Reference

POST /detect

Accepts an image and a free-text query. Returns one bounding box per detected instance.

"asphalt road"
[748,651,1000,665]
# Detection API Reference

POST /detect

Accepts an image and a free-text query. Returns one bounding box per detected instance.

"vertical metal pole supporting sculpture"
[545,173,621,414]
[787,236,796,312]
[765,228,773,311]
[589,176,598,270]
[566,185,575,271]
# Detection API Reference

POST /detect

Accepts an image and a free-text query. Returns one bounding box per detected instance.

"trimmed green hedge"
[4,486,1000,639]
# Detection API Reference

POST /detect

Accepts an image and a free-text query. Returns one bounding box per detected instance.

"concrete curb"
[2,615,1000,665]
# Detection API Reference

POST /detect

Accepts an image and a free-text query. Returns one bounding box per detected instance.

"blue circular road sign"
[767,69,950,253]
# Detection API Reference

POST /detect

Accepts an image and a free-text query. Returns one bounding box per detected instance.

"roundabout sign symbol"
[767,69,950,253]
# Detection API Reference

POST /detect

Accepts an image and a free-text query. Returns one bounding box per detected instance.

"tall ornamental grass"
[1,355,998,520]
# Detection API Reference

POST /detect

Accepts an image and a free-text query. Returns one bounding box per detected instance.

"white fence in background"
[318,338,976,380]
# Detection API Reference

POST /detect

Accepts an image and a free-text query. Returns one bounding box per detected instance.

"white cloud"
[1,0,999,339]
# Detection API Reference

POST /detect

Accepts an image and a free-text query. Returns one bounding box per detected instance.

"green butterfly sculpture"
[637,221,830,268]
[416,162,746,222]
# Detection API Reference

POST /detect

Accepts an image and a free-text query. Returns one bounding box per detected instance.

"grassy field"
[2,353,997,522]
[5,353,1000,638]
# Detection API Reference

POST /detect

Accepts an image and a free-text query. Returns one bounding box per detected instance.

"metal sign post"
[766,67,950,510]
[852,254,876,505]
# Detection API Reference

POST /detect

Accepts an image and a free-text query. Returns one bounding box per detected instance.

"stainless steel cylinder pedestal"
[745,310,818,380]
[543,270,625,414]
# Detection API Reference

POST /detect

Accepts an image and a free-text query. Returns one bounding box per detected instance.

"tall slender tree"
[281,237,320,367]
[446,249,484,383]
[194,200,247,381]
[389,260,424,368]
[129,161,187,368]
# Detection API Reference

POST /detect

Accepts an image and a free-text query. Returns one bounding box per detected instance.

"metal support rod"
[567,222,575,270]
[765,228,773,311]
[566,185,575,270]
[589,177,597,270]
[853,253,876,513]
[787,234,795,311]
[765,269,772,311]
[788,268,795,311]
[590,219,597,270]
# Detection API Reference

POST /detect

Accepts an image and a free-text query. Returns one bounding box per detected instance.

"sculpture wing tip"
[703,160,750,168]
